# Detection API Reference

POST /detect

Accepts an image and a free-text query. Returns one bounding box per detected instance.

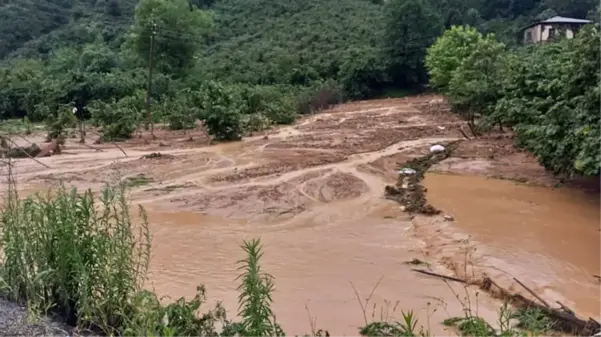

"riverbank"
[0,298,72,336]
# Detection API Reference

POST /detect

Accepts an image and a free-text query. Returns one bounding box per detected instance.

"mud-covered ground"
[4,94,592,335]
[8,95,552,207]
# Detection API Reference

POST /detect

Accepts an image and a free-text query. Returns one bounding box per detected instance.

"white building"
[522,16,592,44]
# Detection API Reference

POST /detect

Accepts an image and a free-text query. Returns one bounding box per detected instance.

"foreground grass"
[0,179,555,336]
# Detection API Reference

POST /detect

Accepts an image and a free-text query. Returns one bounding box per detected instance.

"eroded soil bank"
[4,95,599,334]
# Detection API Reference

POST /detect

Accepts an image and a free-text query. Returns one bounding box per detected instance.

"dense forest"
[0,0,599,176]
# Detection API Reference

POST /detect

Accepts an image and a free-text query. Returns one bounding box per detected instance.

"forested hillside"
[0,0,599,176]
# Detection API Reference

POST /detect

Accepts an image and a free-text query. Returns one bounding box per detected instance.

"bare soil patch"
[430,133,557,186]
[302,172,369,202]
[210,149,347,183]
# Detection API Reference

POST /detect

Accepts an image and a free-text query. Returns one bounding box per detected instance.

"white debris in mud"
[398,168,417,175]
[444,215,454,221]
[430,144,445,153]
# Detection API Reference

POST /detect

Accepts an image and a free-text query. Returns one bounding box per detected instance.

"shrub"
[0,171,282,336]
[164,97,198,130]
[204,104,243,141]
[89,92,144,141]
[241,113,272,132]
[23,116,32,135]
[263,99,296,125]
[199,81,244,141]
[0,181,151,335]
[296,80,343,115]
[339,48,389,99]
[45,108,77,140]
[122,286,228,336]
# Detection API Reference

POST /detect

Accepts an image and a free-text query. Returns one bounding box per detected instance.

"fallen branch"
[412,268,599,335]
[458,127,471,140]
[79,139,104,152]
[4,137,50,168]
[88,129,127,157]
[556,301,575,316]
[479,277,600,336]
[513,277,550,308]
[411,269,466,284]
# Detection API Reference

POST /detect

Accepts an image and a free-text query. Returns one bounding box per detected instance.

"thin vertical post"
[145,23,156,136]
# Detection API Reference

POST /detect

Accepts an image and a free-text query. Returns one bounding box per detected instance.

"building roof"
[540,16,592,24]
[522,16,592,30]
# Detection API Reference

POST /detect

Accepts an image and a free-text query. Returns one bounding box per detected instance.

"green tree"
[425,25,483,91]
[200,81,243,141]
[384,0,444,87]
[446,33,506,126]
[131,0,213,75]
[339,48,389,99]
[0,59,45,120]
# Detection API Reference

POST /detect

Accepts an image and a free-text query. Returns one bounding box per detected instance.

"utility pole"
[145,23,156,137]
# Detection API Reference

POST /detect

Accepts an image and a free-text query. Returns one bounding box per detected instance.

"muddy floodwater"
[423,173,601,319]
[6,95,600,334]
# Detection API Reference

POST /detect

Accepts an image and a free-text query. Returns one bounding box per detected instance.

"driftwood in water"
[513,277,550,308]
[411,269,600,336]
[479,277,600,336]
[411,269,467,284]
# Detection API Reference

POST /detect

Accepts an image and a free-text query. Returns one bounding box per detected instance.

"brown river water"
[15,171,599,334]
[8,96,600,334]
[423,173,600,320]
[144,172,600,335]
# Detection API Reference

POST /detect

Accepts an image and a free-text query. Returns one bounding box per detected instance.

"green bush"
[45,107,78,140]
[164,96,198,130]
[89,92,145,141]
[296,80,344,115]
[0,182,151,335]
[241,113,272,132]
[339,48,389,99]
[199,81,244,141]
[204,104,243,141]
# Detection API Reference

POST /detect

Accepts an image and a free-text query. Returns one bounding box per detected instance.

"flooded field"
[4,95,599,334]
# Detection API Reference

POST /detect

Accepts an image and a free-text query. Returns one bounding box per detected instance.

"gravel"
[0,298,73,336]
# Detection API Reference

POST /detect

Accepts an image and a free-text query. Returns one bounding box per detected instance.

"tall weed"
[234,239,284,336]
[0,177,150,335]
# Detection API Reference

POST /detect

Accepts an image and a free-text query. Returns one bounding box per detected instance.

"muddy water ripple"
[423,173,600,319]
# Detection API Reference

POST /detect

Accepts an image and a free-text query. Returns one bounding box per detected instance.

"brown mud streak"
[383,140,599,336]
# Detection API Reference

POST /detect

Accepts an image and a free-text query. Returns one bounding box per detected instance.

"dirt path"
[4,95,599,334]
